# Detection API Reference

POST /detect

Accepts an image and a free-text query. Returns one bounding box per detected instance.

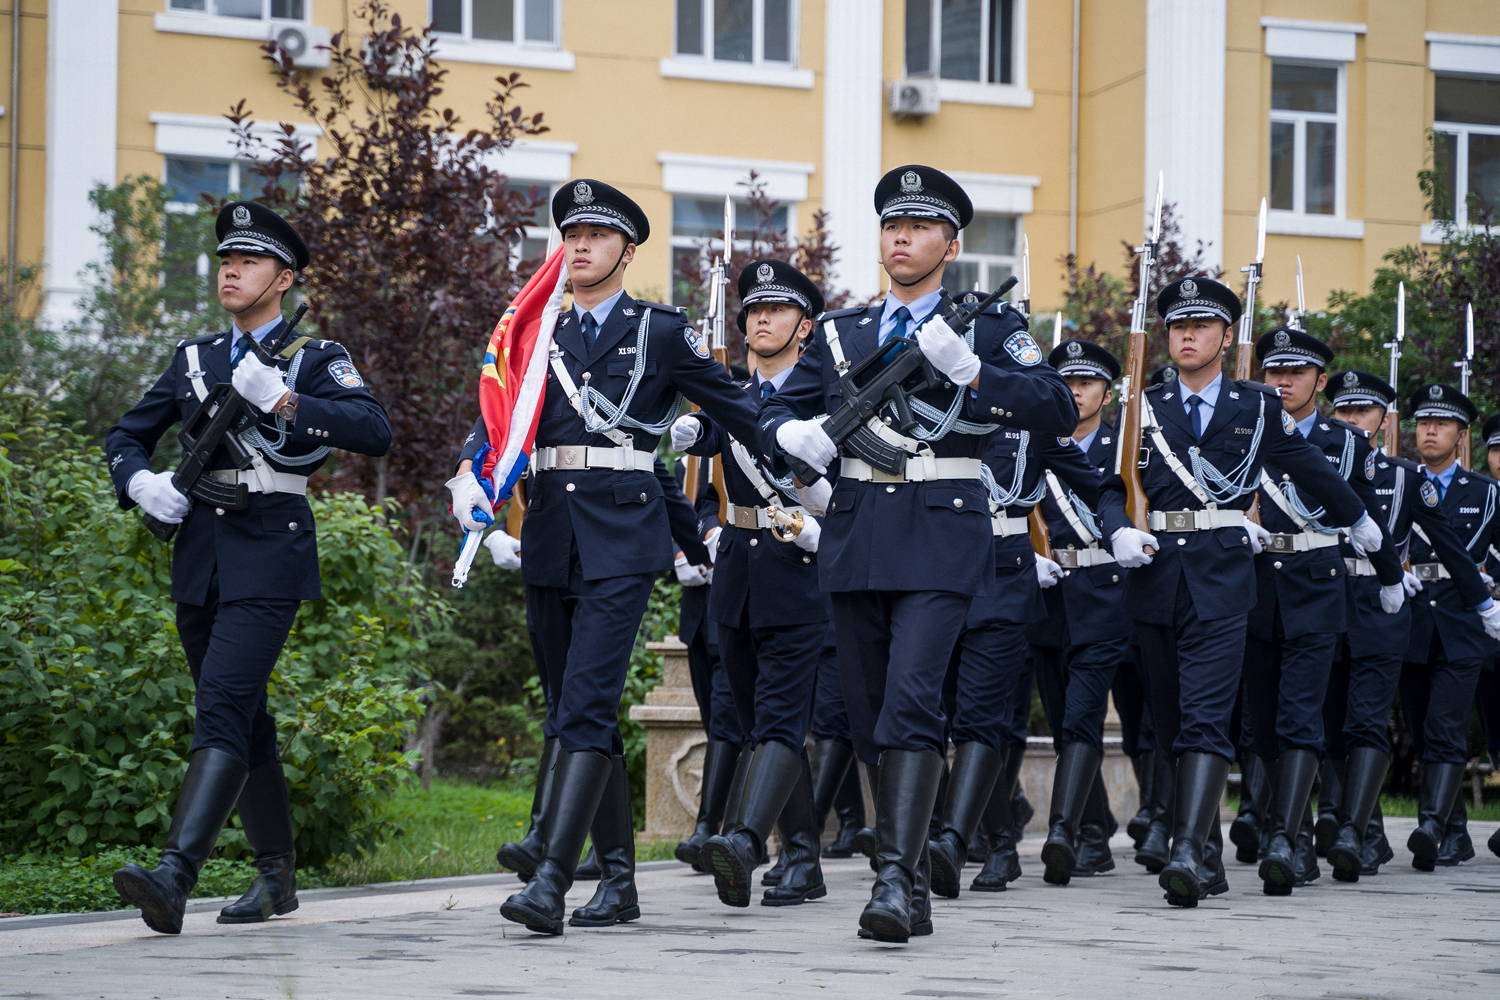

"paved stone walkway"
[3,819,1498,999]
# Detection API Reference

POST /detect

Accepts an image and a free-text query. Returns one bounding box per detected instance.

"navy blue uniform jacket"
[674,457,721,646]
[459,294,758,588]
[756,301,1076,595]
[1100,378,1368,624]
[1404,465,1500,663]
[1029,422,1134,647]
[105,328,391,606]
[682,384,831,629]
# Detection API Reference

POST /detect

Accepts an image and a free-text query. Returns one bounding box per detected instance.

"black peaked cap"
[216,201,309,270]
[1410,383,1478,425]
[736,259,824,334]
[874,165,974,230]
[1048,338,1121,381]
[1325,370,1395,409]
[1157,276,1242,327]
[552,179,650,245]
[1256,328,1334,368]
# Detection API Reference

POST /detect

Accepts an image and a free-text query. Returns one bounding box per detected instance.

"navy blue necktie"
[759,379,775,402]
[580,313,598,351]
[881,306,912,365]
[230,336,249,369]
[1430,474,1446,503]
[1187,394,1205,441]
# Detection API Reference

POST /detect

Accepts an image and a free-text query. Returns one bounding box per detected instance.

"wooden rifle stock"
[1460,430,1473,471]
[1118,327,1152,539]
[505,479,526,539]
[1028,508,1052,560]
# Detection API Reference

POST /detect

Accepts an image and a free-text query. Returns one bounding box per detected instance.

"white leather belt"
[839,456,984,483]
[534,445,655,472]
[1345,557,1379,577]
[1411,562,1452,582]
[1148,509,1247,532]
[1264,531,1343,554]
[1054,547,1116,568]
[208,469,308,495]
[726,502,807,530]
[992,515,1029,537]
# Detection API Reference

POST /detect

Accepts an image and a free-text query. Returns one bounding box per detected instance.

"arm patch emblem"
[1281,409,1296,435]
[1420,479,1440,507]
[685,324,711,360]
[1365,450,1376,480]
[1004,331,1042,366]
[328,358,364,387]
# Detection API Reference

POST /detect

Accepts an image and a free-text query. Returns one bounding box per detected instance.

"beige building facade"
[3,1,1498,326]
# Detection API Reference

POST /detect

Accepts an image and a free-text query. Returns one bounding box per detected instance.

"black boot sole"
[216,896,299,924]
[859,904,911,943]
[1327,844,1361,882]
[500,897,564,935]
[1407,829,1440,869]
[1159,865,1200,907]
[1076,855,1115,877]
[1258,856,1295,895]
[569,903,640,927]
[113,867,184,935]
[928,841,963,899]
[700,840,754,908]
[1228,819,1259,864]
[762,882,827,907]
[674,841,701,867]
[1040,840,1076,886]
[858,918,930,939]
[496,845,539,882]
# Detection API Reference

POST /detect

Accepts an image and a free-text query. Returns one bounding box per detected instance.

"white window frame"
[158,0,309,41]
[429,0,575,71]
[1266,59,1357,239]
[904,0,1031,108]
[661,0,811,90]
[1429,120,1500,236]
[951,213,1022,298]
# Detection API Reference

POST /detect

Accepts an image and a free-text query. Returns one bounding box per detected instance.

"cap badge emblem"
[1067,341,1083,358]
[232,205,251,228]
[757,263,774,283]
[1274,330,1290,348]
[1164,367,1177,381]
[573,181,594,205]
[1429,385,1444,399]
[963,292,978,305]
[900,170,922,194]
[1181,278,1197,297]
[1343,371,1359,388]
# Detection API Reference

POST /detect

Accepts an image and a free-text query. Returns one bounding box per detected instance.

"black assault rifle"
[785,276,1017,487]
[142,303,310,542]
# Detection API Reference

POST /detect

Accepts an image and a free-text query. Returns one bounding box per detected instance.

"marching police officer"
[453,180,761,935]
[758,165,1076,941]
[107,203,391,934]
[1243,329,1404,896]
[1100,277,1385,908]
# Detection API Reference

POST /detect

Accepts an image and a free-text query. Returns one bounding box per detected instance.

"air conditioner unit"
[890,79,939,120]
[272,24,331,69]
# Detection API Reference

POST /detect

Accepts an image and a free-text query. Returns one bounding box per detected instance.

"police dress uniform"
[1099,277,1375,908]
[807,620,869,857]
[1028,340,1134,886]
[456,181,759,936]
[106,203,391,934]
[757,166,1077,941]
[1395,384,1500,870]
[1240,331,1402,896]
[1478,414,1500,861]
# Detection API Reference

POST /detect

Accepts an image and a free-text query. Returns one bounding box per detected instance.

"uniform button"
[953,498,963,508]
[803,555,811,563]
[566,483,576,492]
[991,407,1000,415]
[1177,538,1186,546]
[1381,505,1388,510]
[289,521,298,530]
[1016,557,1023,565]
[886,485,896,493]
[215,507,225,516]
[639,492,648,502]
[1111,574,1120,583]
[1329,568,1337,577]
[750,538,758,547]
[307,427,315,435]
[1273,560,1283,569]
[831,502,837,511]
[1430,600,1438,606]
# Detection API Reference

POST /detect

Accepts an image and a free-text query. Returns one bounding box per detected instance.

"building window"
[1268,62,1342,218]
[168,0,307,18]
[669,195,790,305]
[163,156,290,310]
[432,0,558,46]
[505,181,553,266]
[940,213,1017,298]
[1432,74,1500,228]
[905,0,1014,84]
[674,0,795,66]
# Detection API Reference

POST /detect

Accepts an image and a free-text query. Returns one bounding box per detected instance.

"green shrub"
[0,849,265,916]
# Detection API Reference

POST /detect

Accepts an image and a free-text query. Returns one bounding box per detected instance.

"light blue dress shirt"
[574,288,626,328]
[1180,371,1223,429]
[229,316,285,360]
[877,289,944,346]
[1075,426,1100,454]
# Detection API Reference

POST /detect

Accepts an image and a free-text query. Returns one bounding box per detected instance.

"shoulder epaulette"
[637,300,685,314]
[1469,469,1500,488]
[1327,415,1368,438]
[1144,382,1166,393]
[175,333,221,349]
[1236,379,1281,397]
[814,305,869,322]
[1388,455,1421,473]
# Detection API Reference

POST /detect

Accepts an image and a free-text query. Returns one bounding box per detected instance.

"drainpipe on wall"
[7,0,19,302]
[1069,0,1079,259]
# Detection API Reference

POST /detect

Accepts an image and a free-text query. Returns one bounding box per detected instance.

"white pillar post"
[822,0,884,300]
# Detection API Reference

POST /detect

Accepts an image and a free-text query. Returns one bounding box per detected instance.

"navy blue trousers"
[940,610,1030,755]
[1243,630,1339,760]
[1323,636,1403,757]
[1111,651,1156,757]
[176,571,300,770]
[526,554,656,757]
[809,640,853,745]
[1399,631,1483,765]
[1133,574,1249,762]
[718,611,824,753]
[831,590,972,763]
[682,603,742,745]
[1476,665,1500,757]
[1032,637,1130,752]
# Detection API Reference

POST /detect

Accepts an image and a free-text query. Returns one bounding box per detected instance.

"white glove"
[127,469,190,523]
[670,415,702,452]
[484,531,522,570]
[1402,569,1423,596]
[792,513,821,553]
[674,552,708,587]
[915,315,982,386]
[1246,521,1273,556]
[1347,513,1384,558]
[1480,601,1500,641]
[1035,554,1062,588]
[776,419,837,475]
[704,526,722,564]
[1379,583,1406,615]
[1482,570,1496,590]
[446,473,494,532]
[231,353,289,413]
[1111,526,1158,569]
[795,476,832,517]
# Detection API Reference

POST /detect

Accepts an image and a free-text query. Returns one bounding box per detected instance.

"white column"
[1143,0,1225,271]
[822,0,883,300]
[43,0,119,328]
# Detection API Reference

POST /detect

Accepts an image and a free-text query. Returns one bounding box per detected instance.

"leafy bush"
[0,849,265,916]
[0,385,445,866]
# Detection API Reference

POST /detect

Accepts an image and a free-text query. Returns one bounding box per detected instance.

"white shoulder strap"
[184,344,210,402]
[823,318,847,370]
[1142,395,1213,507]
[548,348,634,448]
[729,438,785,505]
[1258,469,1317,532]
[1044,469,1099,550]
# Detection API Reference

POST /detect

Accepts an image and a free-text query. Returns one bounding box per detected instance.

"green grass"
[0,850,261,916]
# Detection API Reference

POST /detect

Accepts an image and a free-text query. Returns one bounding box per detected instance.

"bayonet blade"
[1052,311,1063,350]
[1397,282,1406,345]
[723,196,735,252]
[1295,255,1305,314]
[1021,234,1031,301]
[1255,197,1267,264]
[1467,301,1475,360]
[1150,172,1164,245]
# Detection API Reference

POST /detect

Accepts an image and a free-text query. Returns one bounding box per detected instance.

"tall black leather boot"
[1327,746,1386,882]
[853,760,878,867]
[1407,761,1466,871]
[969,745,1020,891]
[218,760,298,924]
[1229,753,1266,864]
[569,754,639,927]
[927,757,951,844]
[1362,799,1393,874]
[763,751,827,906]
[1158,751,1230,908]
[114,749,248,935]
[676,740,738,869]
[860,749,945,943]
[809,739,854,843]
[1314,756,1343,857]
[1436,796,1475,866]
[701,741,803,907]
[1075,766,1117,877]
[1258,749,1319,895]
[1198,808,1228,899]
[1127,751,1154,849]
[1135,750,1175,873]
[500,750,612,935]
[824,758,866,857]
[1041,742,1102,886]
[498,737,559,881]
[929,741,1002,898]
[1292,801,1321,886]
[1489,823,1500,860]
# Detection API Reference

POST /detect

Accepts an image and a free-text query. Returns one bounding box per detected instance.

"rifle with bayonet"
[1460,301,1475,469]
[783,277,1017,488]
[1116,173,1163,549]
[1384,283,1405,457]
[1234,198,1267,380]
[142,302,310,543]
[1290,255,1306,332]
[682,198,735,527]
[1014,236,1052,558]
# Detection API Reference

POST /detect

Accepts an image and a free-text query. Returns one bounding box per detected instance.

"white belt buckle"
[560,445,586,469]
[870,467,906,484]
[1266,533,1298,553]
[733,507,759,529]
[1162,511,1194,532]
